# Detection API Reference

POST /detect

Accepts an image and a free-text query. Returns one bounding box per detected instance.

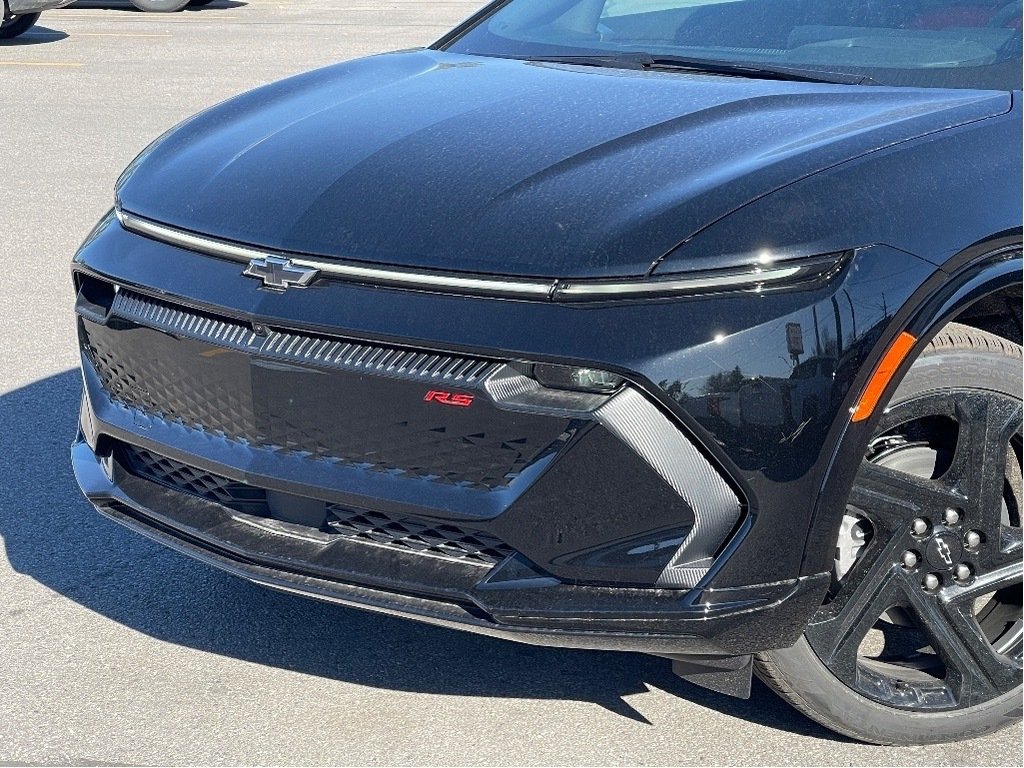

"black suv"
[72,0,1023,745]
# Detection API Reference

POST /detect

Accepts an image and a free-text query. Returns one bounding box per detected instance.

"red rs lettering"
[424,390,475,407]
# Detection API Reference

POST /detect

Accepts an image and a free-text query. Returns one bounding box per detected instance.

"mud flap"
[667,653,753,698]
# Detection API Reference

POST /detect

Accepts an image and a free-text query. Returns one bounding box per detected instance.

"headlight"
[551,252,848,301]
[533,364,624,394]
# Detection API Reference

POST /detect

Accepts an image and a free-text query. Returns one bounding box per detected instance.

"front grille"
[112,289,500,385]
[324,505,515,566]
[82,288,573,491]
[119,443,515,567]
[119,444,269,515]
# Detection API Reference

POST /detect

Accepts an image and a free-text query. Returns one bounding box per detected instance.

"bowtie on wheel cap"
[925,530,964,572]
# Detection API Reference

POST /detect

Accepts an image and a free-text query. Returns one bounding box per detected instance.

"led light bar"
[117,207,846,302]
[551,254,846,301]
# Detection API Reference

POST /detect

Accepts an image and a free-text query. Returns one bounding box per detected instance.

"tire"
[756,323,1023,745]
[130,0,191,11]
[0,12,40,39]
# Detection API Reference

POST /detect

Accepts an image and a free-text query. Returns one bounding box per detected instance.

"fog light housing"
[533,364,623,394]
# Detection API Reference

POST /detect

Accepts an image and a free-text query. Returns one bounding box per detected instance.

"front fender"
[801,241,1023,577]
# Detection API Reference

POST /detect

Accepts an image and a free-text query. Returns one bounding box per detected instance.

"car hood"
[116,49,1009,279]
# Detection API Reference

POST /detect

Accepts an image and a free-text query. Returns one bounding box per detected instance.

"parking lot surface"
[1,3,1022,766]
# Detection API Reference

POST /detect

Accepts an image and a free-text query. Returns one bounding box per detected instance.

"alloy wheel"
[805,387,1023,710]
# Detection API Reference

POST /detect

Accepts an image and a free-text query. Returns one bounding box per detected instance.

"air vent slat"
[105,287,500,387]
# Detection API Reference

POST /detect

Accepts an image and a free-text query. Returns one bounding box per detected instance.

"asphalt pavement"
[1,2,1022,765]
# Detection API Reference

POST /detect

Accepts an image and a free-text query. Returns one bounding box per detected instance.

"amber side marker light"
[851,331,918,423]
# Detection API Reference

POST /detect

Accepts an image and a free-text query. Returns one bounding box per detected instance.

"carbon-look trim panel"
[594,388,742,588]
[109,288,501,386]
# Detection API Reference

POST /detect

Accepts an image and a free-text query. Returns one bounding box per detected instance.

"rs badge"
[424,390,474,407]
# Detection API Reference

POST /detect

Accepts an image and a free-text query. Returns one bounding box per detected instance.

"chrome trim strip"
[117,207,842,301]
[554,265,804,298]
[116,208,556,299]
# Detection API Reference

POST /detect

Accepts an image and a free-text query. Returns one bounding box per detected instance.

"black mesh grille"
[324,505,515,566]
[126,445,237,504]
[119,444,269,515]
[82,289,573,492]
[119,443,515,567]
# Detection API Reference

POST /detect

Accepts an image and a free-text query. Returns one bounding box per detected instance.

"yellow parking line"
[58,14,234,21]
[155,15,237,20]
[74,32,173,37]
[0,61,83,67]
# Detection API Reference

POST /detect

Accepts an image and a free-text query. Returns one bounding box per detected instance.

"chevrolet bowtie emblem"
[243,256,320,292]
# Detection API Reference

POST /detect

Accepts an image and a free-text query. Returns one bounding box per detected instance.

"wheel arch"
[800,233,1023,578]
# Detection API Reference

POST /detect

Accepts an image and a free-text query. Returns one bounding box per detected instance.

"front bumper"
[72,437,827,655]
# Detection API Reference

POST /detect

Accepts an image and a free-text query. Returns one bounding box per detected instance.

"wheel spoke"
[946,561,1022,603]
[806,536,907,680]
[848,459,963,533]
[980,526,1024,571]
[905,579,1022,705]
[946,395,1022,532]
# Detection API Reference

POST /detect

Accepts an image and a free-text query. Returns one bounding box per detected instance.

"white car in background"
[2,0,216,39]
[2,1,73,39]
[127,1,217,11]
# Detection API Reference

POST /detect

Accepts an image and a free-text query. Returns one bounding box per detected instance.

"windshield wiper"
[520,53,877,85]
[643,55,878,85]
[520,54,650,70]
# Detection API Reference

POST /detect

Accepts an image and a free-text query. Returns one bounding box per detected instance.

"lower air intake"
[324,505,515,566]
[118,443,515,567]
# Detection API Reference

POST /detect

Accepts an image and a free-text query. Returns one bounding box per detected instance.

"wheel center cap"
[925,531,962,571]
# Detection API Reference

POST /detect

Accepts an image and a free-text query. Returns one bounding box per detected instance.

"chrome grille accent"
[115,290,260,349]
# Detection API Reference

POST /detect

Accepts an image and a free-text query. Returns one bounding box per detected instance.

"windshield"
[441,0,1023,89]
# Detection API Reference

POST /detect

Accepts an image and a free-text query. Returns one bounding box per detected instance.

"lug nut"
[911,518,930,536]
[954,564,973,584]
[901,551,919,569]
[923,573,941,592]
[965,530,983,550]
[943,508,961,526]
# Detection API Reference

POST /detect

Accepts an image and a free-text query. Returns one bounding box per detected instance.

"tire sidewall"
[761,636,1023,745]
[0,12,40,39]
[891,342,1023,404]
